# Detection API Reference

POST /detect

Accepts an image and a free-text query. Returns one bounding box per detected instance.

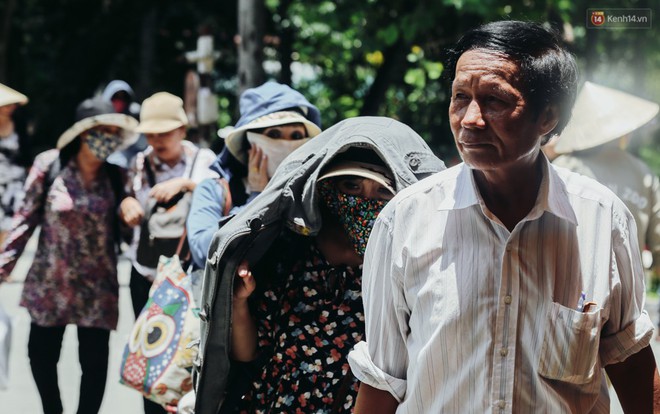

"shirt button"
[500,348,508,357]
[504,295,512,304]
[498,400,506,409]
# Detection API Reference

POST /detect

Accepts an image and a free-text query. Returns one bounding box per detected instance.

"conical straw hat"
[554,81,659,154]
[0,83,28,107]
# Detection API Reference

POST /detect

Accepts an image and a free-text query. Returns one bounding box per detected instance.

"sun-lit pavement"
[0,233,658,413]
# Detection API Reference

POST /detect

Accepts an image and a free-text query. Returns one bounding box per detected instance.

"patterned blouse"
[237,242,364,414]
[0,149,119,330]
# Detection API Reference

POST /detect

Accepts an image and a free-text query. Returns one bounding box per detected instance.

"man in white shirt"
[348,20,659,413]
[551,82,660,313]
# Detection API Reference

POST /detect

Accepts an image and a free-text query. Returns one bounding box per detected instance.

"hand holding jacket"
[231,259,258,362]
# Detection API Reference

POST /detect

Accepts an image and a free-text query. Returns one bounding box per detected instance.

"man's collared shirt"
[553,146,660,269]
[349,158,653,413]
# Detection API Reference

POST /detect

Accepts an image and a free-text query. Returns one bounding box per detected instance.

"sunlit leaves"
[377,24,399,46]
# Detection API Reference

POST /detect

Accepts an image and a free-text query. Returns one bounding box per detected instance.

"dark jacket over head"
[194,116,445,414]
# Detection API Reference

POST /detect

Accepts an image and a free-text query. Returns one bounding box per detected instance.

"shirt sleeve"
[646,173,660,268]
[191,149,220,183]
[186,178,227,269]
[348,210,409,402]
[599,202,654,366]
[0,150,55,281]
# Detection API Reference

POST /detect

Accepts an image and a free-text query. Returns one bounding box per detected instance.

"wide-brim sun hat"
[317,160,396,195]
[221,81,323,164]
[554,81,659,154]
[135,91,189,134]
[224,110,322,164]
[56,97,139,150]
[0,83,28,107]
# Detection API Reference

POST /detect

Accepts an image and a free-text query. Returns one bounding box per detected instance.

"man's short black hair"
[445,20,579,142]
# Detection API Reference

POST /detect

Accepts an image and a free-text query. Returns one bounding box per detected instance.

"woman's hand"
[247,145,269,192]
[149,178,191,203]
[163,403,178,413]
[119,197,144,227]
[231,259,258,361]
[234,260,257,300]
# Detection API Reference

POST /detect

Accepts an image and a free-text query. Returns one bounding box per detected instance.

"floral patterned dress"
[0,149,119,330]
[237,242,364,414]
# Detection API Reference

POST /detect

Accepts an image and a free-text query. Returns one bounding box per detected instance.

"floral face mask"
[317,179,388,257]
[84,129,122,161]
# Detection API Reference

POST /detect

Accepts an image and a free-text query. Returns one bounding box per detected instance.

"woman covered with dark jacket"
[194,117,446,414]
[186,81,322,270]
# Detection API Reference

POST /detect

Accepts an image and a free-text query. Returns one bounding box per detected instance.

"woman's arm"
[148,177,196,203]
[186,178,228,269]
[354,383,399,414]
[0,150,56,281]
[230,260,258,361]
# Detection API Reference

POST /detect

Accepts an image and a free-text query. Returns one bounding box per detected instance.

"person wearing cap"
[102,80,140,118]
[0,83,30,246]
[186,81,322,270]
[0,96,137,414]
[102,80,149,169]
[552,81,660,335]
[349,21,658,413]
[118,91,217,414]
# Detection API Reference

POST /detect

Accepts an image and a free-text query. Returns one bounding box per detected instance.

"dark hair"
[445,20,578,142]
[59,136,81,166]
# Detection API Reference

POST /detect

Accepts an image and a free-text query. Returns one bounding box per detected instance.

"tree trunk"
[136,5,158,99]
[277,0,293,85]
[360,39,407,116]
[238,0,265,95]
[0,0,17,82]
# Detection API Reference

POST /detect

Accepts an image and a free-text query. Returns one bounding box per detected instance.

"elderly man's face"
[449,49,556,172]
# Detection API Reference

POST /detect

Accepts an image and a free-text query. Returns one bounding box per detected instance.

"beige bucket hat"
[56,97,139,149]
[554,81,659,154]
[0,83,28,107]
[317,160,396,195]
[135,92,189,134]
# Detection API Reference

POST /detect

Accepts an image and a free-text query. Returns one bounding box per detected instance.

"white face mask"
[246,131,310,177]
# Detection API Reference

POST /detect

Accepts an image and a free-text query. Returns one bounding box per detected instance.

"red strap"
[217,178,232,216]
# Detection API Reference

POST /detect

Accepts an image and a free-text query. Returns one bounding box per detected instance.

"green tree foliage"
[1,0,238,154]
[1,0,658,168]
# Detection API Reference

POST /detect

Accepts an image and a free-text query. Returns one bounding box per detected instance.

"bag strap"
[216,177,232,216]
[105,163,126,250]
[176,150,200,264]
[143,155,156,188]
[187,148,200,179]
[175,226,189,257]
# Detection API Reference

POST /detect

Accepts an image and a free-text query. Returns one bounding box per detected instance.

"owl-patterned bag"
[119,254,200,408]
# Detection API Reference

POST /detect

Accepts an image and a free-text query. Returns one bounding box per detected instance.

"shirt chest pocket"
[538,302,601,385]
